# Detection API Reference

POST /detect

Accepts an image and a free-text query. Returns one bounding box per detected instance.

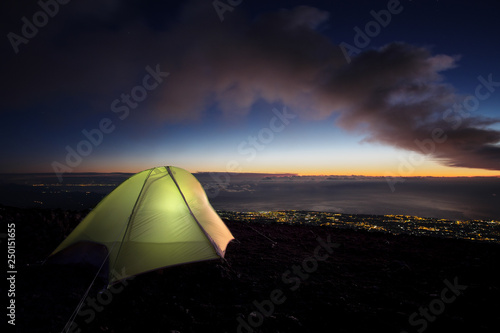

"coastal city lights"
[218,211,500,243]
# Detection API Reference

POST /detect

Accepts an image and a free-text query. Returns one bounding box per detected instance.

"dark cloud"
[2,0,499,170]
[329,45,500,170]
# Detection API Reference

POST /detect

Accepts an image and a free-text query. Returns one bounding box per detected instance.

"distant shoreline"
[1,173,499,223]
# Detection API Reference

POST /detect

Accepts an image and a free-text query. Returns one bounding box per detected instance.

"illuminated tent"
[48,166,234,286]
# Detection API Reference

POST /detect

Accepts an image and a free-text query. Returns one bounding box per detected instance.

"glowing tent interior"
[48,166,234,286]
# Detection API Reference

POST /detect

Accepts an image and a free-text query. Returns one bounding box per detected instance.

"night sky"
[2,0,500,178]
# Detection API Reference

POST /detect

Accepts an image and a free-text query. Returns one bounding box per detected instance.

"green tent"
[49,166,234,285]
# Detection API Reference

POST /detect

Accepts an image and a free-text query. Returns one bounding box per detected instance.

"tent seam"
[110,168,154,284]
[167,166,224,258]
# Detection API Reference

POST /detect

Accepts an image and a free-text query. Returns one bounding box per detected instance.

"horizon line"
[1,171,499,179]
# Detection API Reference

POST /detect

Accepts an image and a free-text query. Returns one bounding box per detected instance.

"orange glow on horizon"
[56,161,500,178]
[72,168,499,178]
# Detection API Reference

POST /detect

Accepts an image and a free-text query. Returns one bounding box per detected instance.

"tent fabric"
[49,166,234,285]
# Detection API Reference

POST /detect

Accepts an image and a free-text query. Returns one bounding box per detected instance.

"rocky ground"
[2,205,499,333]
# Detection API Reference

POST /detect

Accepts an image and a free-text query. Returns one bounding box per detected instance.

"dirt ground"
[4,206,499,333]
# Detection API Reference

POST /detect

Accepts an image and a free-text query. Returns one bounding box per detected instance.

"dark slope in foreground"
[3,206,499,333]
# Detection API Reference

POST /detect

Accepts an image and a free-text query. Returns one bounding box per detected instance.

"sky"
[1,0,500,179]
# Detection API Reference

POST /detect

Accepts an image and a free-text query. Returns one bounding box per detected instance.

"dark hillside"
[2,206,498,333]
